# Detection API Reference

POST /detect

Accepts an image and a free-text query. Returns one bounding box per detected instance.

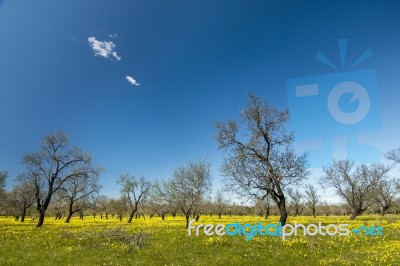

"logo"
[286,39,381,166]
[188,220,384,241]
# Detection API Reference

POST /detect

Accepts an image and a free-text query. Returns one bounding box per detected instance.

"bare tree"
[375,179,399,216]
[378,148,400,215]
[288,188,303,216]
[12,176,36,222]
[147,187,169,220]
[254,196,272,219]
[215,94,309,225]
[21,131,103,227]
[0,171,7,205]
[61,171,101,223]
[214,191,226,219]
[394,198,400,215]
[109,197,127,221]
[157,160,212,228]
[75,198,91,220]
[321,160,390,220]
[50,193,66,220]
[1,192,18,219]
[304,184,320,218]
[321,201,331,216]
[118,174,151,223]
[192,201,205,222]
[95,195,110,219]
[386,148,400,164]
[226,201,234,217]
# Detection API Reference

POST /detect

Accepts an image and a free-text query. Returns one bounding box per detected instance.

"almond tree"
[386,148,400,164]
[288,188,303,216]
[375,179,399,216]
[156,160,212,228]
[95,195,111,219]
[21,131,103,227]
[321,201,331,216]
[147,187,169,220]
[117,174,151,223]
[61,171,101,223]
[109,197,127,221]
[304,184,320,218]
[321,160,390,220]
[12,176,36,222]
[0,171,7,206]
[215,94,309,225]
[214,191,226,219]
[378,148,400,215]
[254,196,272,219]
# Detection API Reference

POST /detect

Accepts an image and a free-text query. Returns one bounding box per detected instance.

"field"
[0,215,399,266]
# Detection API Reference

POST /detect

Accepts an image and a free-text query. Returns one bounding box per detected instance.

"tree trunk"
[65,203,75,223]
[127,209,137,223]
[185,214,190,228]
[37,210,45,227]
[65,213,73,223]
[278,199,288,225]
[127,213,134,223]
[264,209,269,220]
[380,206,389,216]
[21,207,27,222]
[350,208,363,220]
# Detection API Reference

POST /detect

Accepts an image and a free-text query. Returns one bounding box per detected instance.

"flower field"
[0,215,399,265]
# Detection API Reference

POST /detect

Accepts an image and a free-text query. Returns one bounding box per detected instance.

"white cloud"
[112,52,121,61]
[126,76,140,86]
[88,36,121,61]
[109,33,118,39]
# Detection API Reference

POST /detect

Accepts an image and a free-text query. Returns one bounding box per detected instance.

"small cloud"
[109,33,118,39]
[112,52,121,61]
[88,36,121,61]
[126,76,140,86]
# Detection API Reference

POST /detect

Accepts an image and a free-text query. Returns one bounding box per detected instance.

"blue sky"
[0,0,399,201]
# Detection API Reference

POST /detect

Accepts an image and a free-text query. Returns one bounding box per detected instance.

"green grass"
[0,215,399,265]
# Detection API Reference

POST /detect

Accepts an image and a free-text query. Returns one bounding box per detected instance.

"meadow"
[0,215,399,266]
